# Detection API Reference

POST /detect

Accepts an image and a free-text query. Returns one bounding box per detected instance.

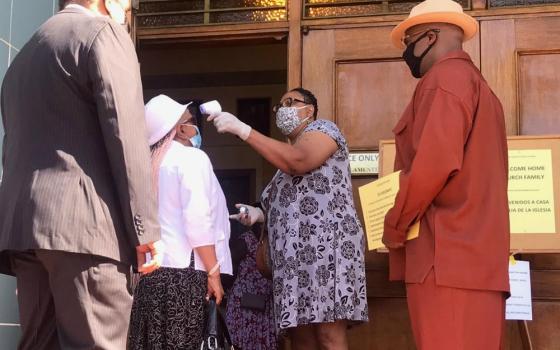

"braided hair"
[150,129,176,199]
[186,102,203,126]
[290,87,318,120]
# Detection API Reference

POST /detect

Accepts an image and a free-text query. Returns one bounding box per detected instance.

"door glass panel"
[489,0,560,7]
[304,0,470,19]
[137,0,287,27]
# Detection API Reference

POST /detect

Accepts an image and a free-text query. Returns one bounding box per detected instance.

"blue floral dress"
[261,119,368,330]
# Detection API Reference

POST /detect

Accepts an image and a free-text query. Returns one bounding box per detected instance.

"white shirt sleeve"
[178,152,216,248]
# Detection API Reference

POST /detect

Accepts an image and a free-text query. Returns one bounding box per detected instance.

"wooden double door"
[301,14,560,350]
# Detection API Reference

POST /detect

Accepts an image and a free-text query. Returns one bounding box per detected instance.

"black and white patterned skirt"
[128,266,208,349]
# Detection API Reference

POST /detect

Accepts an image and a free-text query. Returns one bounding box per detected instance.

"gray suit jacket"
[0,8,160,274]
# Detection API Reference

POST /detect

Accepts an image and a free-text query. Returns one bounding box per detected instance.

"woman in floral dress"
[211,88,368,350]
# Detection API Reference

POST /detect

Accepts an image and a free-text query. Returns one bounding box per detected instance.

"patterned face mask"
[275,106,310,136]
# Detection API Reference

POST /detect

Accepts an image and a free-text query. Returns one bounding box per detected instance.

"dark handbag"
[201,299,235,350]
[240,293,267,311]
[255,222,273,279]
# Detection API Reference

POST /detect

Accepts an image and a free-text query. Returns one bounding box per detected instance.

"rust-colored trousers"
[406,269,506,350]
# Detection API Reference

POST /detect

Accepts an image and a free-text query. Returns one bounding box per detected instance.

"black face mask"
[402,31,438,79]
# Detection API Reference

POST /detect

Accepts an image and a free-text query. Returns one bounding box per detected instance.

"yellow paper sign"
[509,255,517,266]
[358,171,419,250]
[508,149,556,234]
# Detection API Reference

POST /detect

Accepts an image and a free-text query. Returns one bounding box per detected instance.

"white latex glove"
[229,203,264,227]
[207,112,252,141]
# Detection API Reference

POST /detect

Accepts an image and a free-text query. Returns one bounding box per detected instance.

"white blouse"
[157,141,232,274]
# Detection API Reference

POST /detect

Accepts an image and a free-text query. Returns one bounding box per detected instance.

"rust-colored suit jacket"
[383,51,510,292]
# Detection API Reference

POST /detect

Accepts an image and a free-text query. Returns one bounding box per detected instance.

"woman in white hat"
[128,94,232,349]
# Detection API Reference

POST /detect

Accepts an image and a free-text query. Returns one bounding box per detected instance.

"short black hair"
[290,87,318,119]
[187,102,202,126]
[59,0,71,10]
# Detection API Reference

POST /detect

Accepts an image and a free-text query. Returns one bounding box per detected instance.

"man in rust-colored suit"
[382,0,510,349]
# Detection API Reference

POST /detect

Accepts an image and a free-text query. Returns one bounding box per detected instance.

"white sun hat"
[390,0,478,49]
[145,94,192,146]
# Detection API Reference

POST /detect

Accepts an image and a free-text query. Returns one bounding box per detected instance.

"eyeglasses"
[180,118,197,127]
[272,97,307,114]
[401,28,440,47]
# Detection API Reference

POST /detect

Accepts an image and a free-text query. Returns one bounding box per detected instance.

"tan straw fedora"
[390,0,478,49]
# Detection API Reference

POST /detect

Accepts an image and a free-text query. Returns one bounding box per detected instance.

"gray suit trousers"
[10,250,133,350]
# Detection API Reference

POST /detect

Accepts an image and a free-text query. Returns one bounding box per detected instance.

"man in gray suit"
[0,0,162,348]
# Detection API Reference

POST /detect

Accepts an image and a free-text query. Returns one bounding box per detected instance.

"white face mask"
[275,106,310,136]
[105,0,126,25]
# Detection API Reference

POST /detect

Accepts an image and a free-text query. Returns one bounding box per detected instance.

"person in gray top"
[0,1,162,348]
